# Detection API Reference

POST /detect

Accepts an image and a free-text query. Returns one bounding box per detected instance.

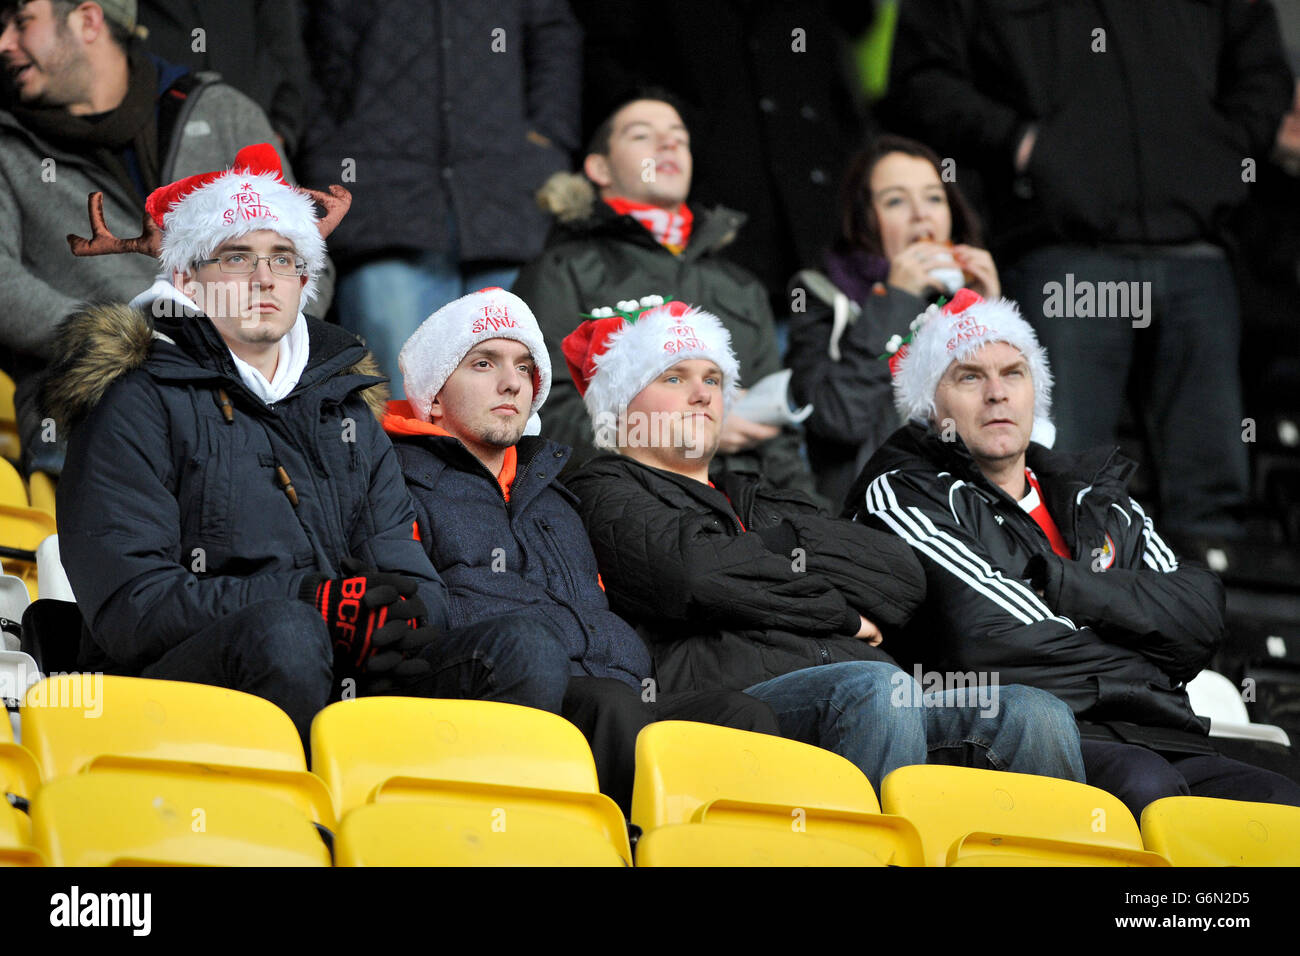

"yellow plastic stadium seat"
[636,822,887,867]
[0,459,27,509]
[631,721,924,865]
[27,471,56,522]
[31,771,330,866]
[0,504,56,600]
[881,765,1170,867]
[22,675,335,827]
[311,697,631,864]
[1141,796,1300,866]
[0,706,41,803]
[0,799,43,866]
[336,800,626,867]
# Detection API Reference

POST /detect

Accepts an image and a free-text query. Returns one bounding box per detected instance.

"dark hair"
[585,86,691,158]
[836,134,984,257]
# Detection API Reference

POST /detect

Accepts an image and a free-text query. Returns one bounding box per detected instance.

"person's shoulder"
[43,302,166,431]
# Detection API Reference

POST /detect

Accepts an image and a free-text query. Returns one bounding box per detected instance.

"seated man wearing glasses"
[42,144,574,749]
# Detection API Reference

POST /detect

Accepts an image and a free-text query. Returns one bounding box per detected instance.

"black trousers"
[1081,739,1300,822]
[562,677,780,815]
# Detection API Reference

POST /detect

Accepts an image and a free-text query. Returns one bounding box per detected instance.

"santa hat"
[66,143,350,309]
[891,288,1055,444]
[561,301,741,448]
[399,287,551,422]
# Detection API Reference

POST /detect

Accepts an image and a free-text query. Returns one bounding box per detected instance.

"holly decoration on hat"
[878,295,950,374]
[581,294,672,322]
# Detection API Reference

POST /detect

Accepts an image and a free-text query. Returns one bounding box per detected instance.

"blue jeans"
[337,253,519,397]
[744,662,1085,790]
[141,600,571,752]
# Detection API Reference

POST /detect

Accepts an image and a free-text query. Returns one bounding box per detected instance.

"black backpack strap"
[156,70,210,164]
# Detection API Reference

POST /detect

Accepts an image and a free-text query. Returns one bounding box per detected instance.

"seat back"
[0,459,27,510]
[0,799,43,866]
[311,697,602,818]
[27,471,56,522]
[335,801,626,867]
[1141,796,1300,866]
[881,765,1152,866]
[22,675,334,825]
[0,680,41,803]
[632,721,881,829]
[1186,670,1251,724]
[31,771,330,866]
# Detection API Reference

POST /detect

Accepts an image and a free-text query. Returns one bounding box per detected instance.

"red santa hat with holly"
[561,299,741,448]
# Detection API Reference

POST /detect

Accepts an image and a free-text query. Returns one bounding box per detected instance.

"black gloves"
[300,560,439,683]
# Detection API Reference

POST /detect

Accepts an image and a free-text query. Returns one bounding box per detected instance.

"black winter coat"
[299,0,581,265]
[884,0,1294,257]
[390,428,653,688]
[44,301,447,673]
[512,177,817,498]
[566,454,925,694]
[847,422,1223,744]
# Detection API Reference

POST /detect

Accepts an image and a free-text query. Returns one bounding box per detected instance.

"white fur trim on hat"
[399,288,551,422]
[158,170,328,306]
[893,295,1054,435]
[583,304,741,449]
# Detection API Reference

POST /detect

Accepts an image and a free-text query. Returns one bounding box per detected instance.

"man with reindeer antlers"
[40,143,576,746]
[0,0,334,477]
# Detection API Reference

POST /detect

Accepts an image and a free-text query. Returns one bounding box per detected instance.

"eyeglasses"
[194,252,308,277]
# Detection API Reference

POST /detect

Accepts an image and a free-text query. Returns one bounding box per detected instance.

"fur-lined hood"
[534,171,744,253]
[41,300,388,432]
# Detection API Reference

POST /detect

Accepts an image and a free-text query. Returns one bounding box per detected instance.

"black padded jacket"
[566,453,925,694]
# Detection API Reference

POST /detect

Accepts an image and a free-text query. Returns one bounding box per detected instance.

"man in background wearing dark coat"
[849,288,1300,818]
[884,0,1295,541]
[385,287,778,812]
[562,299,1085,790]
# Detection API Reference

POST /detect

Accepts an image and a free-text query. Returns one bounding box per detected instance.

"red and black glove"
[300,564,429,673]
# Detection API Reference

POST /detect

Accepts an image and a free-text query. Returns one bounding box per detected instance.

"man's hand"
[716,402,781,454]
[855,614,883,646]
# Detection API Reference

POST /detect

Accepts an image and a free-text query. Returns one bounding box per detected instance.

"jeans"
[562,676,780,814]
[1081,738,1300,821]
[1003,244,1248,537]
[744,662,1086,790]
[337,245,519,397]
[141,600,571,755]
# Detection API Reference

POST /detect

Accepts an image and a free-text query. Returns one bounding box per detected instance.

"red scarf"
[605,197,694,254]
[1019,468,1071,558]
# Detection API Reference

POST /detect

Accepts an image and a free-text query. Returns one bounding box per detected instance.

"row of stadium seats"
[2,675,1296,866]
